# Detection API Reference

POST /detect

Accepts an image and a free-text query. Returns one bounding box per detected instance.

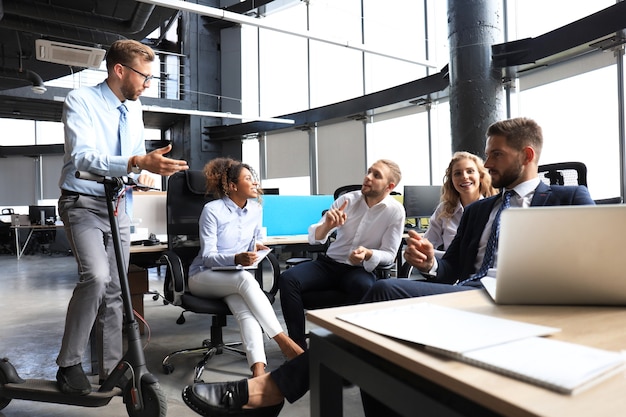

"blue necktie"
[458,190,513,285]
[118,104,133,217]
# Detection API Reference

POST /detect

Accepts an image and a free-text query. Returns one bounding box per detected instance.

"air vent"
[35,39,106,69]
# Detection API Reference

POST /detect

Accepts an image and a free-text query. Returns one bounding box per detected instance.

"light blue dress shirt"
[59,81,145,196]
[189,197,265,276]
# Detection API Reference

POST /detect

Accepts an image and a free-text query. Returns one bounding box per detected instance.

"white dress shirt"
[308,191,405,272]
[475,177,541,276]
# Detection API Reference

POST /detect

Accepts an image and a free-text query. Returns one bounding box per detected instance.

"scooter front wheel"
[124,381,167,417]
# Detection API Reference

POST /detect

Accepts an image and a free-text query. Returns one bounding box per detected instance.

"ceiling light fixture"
[0,67,47,94]
[22,69,47,94]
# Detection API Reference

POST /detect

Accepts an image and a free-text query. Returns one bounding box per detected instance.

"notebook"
[337,303,626,394]
[211,248,272,271]
[485,204,626,305]
[337,303,559,353]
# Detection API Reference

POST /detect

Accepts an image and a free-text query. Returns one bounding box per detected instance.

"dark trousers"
[279,255,375,346]
[360,278,480,304]
[270,350,401,416]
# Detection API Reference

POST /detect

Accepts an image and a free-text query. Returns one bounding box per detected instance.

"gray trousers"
[56,193,130,377]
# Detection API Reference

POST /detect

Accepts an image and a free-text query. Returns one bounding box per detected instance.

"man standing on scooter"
[56,39,189,395]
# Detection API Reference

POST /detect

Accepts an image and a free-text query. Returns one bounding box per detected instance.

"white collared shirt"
[474,177,541,275]
[308,191,405,272]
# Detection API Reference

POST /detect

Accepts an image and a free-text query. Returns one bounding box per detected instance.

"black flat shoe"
[56,363,91,396]
[182,380,284,417]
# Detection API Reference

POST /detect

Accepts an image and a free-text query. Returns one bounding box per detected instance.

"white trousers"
[187,269,283,367]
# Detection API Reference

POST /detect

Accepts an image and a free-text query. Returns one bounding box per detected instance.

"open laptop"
[482,204,626,305]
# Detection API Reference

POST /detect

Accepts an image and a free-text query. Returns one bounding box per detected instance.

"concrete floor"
[0,253,366,417]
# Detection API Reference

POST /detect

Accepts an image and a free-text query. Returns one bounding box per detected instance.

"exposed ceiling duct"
[0,0,160,47]
[0,14,125,46]
[2,1,156,35]
[0,0,179,94]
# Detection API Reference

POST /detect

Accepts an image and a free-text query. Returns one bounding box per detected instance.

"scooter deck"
[1,379,122,407]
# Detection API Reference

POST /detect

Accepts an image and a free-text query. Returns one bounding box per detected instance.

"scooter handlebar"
[75,171,157,191]
[75,170,105,183]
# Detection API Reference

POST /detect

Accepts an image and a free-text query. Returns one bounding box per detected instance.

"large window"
[253,0,442,194]
[508,0,621,200]
[515,65,620,199]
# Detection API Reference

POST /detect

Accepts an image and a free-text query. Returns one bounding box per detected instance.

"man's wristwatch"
[130,156,141,174]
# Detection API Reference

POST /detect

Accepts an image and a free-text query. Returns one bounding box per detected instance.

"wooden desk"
[129,242,168,255]
[10,224,64,260]
[307,290,626,417]
[128,243,167,334]
[266,234,408,272]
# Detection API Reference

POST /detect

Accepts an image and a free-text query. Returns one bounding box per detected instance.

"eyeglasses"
[120,63,154,86]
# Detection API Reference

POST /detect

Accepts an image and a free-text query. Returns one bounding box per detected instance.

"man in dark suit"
[361,116,594,302]
[180,117,595,417]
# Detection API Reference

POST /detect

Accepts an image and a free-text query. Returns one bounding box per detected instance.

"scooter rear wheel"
[0,367,12,410]
[124,381,167,417]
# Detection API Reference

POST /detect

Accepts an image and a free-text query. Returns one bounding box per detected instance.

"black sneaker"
[56,363,91,395]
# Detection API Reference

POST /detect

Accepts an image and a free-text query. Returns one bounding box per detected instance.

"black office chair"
[0,220,13,255]
[538,162,587,187]
[594,196,623,205]
[159,170,280,382]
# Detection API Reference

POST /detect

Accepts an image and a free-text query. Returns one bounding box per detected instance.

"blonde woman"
[424,151,496,255]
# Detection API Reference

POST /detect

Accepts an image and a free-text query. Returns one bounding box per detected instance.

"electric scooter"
[0,171,167,417]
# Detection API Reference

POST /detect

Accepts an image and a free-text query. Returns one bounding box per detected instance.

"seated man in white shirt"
[279,159,405,349]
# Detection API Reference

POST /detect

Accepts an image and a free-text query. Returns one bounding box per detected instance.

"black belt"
[61,189,107,198]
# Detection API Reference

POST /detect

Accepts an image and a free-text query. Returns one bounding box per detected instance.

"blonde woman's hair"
[439,151,496,219]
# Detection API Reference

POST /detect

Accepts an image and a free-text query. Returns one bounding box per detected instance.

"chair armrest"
[261,252,281,297]
[374,262,394,280]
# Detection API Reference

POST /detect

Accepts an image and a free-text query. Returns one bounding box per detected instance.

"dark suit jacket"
[435,182,594,284]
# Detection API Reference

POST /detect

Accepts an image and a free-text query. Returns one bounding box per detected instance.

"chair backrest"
[166,170,215,265]
[594,196,623,205]
[334,184,361,200]
[537,162,587,187]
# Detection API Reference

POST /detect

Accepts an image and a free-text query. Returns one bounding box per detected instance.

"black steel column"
[448,0,505,155]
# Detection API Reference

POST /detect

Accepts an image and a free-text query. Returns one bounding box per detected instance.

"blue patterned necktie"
[458,190,513,285]
[118,104,133,216]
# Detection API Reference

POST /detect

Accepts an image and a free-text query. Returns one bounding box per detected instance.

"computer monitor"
[403,185,442,230]
[28,205,56,225]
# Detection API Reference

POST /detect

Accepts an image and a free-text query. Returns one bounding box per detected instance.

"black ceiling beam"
[0,144,64,157]
[205,65,450,141]
[225,0,276,14]
[492,1,626,68]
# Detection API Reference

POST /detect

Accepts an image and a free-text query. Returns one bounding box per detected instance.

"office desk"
[307,290,626,417]
[129,242,168,257]
[10,224,64,260]
[128,243,168,333]
[263,234,309,246]
[266,234,409,273]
